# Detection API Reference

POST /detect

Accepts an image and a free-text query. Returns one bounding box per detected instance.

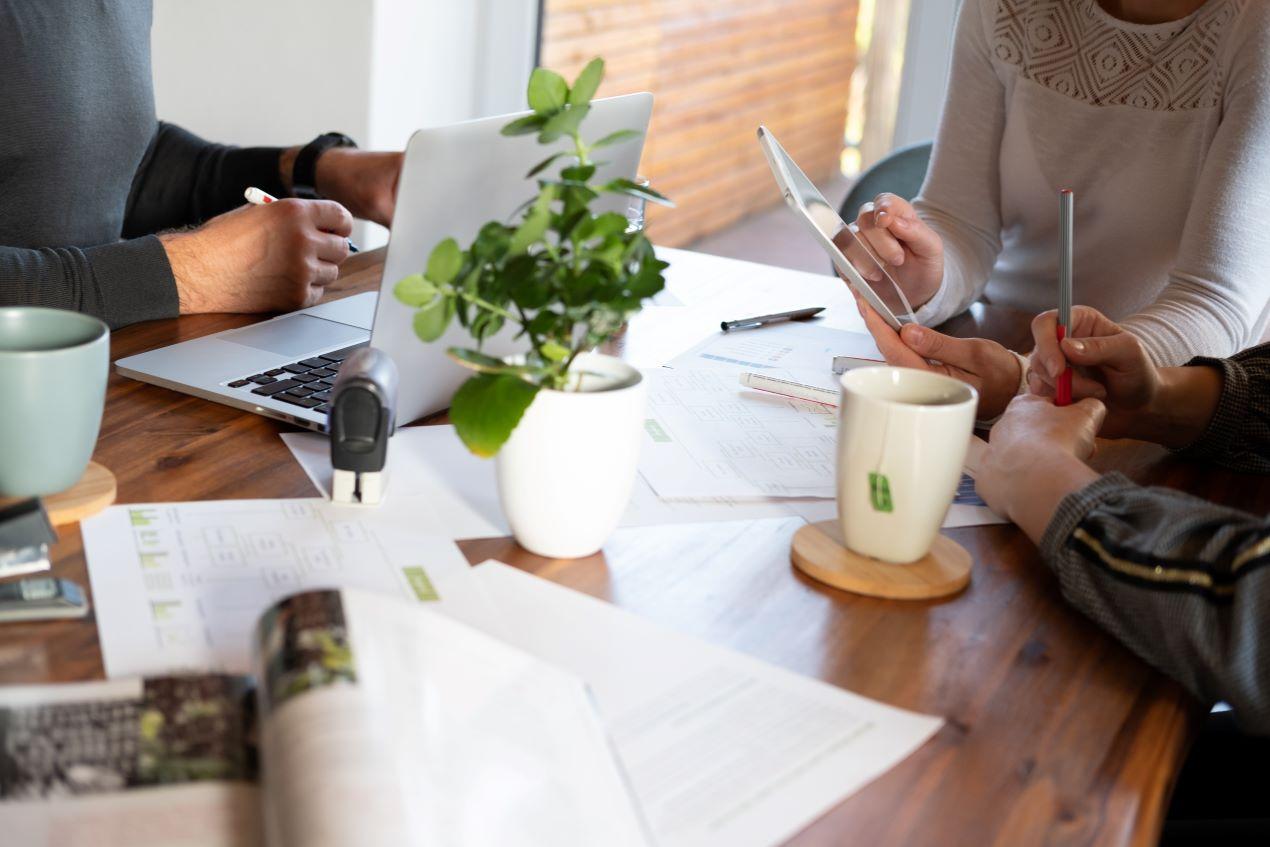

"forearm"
[1001,451,1100,544]
[1126,365,1224,450]
[1040,474,1270,731]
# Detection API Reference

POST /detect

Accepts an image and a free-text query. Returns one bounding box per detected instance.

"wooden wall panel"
[541,0,859,246]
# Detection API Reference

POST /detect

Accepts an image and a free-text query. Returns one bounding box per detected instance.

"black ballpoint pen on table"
[720,306,825,333]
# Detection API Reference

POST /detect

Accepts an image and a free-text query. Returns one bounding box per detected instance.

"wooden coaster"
[0,462,117,526]
[791,519,971,600]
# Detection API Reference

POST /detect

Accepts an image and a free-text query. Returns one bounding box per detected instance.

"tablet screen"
[762,130,917,324]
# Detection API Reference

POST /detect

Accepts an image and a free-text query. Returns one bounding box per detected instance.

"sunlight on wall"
[841,0,911,177]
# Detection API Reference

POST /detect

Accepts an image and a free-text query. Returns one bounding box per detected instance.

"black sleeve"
[1176,344,1270,473]
[0,237,178,328]
[122,122,289,237]
[1041,473,1270,734]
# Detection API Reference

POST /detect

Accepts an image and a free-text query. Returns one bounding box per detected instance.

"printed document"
[471,561,942,847]
[283,426,834,534]
[81,499,490,678]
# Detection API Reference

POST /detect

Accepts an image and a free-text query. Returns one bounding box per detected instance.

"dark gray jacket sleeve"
[122,122,288,237]
[1040,473,1270,733]
[1174,343,1270,473]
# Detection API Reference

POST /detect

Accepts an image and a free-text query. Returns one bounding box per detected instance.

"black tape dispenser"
[329,347,398,505]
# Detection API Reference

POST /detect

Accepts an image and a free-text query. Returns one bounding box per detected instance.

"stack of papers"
[78,502,944,846]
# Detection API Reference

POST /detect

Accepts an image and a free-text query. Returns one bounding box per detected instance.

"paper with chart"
[639,369,1006,525]
[471,561,942,847]
[667,320,882,392]
[641,368,840,499]
[82,499,490,678]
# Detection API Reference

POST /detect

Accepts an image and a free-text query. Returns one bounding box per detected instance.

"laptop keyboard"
[225,343,367,414]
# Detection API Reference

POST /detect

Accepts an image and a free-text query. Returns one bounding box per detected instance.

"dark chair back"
[838,141,934,225]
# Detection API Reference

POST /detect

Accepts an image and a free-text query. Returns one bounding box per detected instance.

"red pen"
[1056,189,1074,406]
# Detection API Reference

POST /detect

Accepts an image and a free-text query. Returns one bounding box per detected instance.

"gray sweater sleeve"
[0,237,178,329]
[0,123,288,329]
[122,122,289,238]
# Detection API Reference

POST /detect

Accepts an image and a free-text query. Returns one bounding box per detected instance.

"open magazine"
[0,588,650,847]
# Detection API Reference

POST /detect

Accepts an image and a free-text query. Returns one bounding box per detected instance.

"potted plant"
[393,58,672,559]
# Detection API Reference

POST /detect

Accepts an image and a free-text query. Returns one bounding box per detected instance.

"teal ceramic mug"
[0,308,110,497]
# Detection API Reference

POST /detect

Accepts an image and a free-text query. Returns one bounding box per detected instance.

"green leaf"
[509,186,556,255]
[527,68,569,115]
[471,310,505,342]
[569,58,605,107]
[425,239,464,285]
[561,164,596,183]
[450,374,541,457]
[538,104,590,143]
[591,129,641,150]
[586,212,629,241]
[526,152,565,178]
[602,178,675,207]
[528,310,561,338]
[411,295,454,342]
[501,114,547,136]
[540,340,571,362]
[393,273,437,307]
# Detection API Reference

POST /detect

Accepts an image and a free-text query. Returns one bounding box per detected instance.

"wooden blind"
[541,0,859,247]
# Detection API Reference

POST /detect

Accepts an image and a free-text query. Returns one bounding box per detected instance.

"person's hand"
[1027,306,1160,438]
[976,394,1105,540]
[161,199,353,314]
[832,193,944,312]
[314,148,403,227]
[857,297,1022,420]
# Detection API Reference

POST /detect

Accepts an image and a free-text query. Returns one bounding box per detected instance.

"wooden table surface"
[4,247,1239,846]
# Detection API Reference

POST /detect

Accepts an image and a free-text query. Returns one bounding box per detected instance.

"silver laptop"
[116,93,654,432]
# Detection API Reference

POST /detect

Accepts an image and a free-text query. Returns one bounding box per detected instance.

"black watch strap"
[292,132,357,199]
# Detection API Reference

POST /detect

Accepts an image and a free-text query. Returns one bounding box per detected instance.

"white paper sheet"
[283,427,834,535]
[283,422,1003,538]
[262,591,651,847]
[470,561,942,847]
[641,368,840,499]
[667,320,880,380]
[81,499,490,678]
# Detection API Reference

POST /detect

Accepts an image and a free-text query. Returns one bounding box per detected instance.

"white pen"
[739,372,839,406]
[243,186,359,253]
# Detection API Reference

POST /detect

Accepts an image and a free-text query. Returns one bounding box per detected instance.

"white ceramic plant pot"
[495,353,646,559]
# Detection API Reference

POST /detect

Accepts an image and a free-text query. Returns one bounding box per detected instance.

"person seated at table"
[0,1,402,329]
[838,0,1270,405]
[976,305,1270,839]
[973,304,1269,735]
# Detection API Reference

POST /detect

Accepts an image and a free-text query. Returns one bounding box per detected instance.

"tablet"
[757,126,917,331]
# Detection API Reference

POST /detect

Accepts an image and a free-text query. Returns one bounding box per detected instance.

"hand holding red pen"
[1027,306,1160,438]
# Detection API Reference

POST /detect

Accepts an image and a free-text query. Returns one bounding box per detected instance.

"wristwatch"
[291,132,358,199]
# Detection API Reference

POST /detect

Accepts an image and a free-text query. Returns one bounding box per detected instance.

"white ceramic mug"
[836,367,977,563]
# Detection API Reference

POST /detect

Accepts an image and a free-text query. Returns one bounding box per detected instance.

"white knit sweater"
[913,0,1270,364]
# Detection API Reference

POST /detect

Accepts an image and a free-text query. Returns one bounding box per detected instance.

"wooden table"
[4,247,1240,846]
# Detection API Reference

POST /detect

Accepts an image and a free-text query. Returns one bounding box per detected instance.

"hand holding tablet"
[757,126,922,331]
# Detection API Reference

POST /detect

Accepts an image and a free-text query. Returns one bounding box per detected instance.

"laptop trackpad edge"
[222,314,368,358]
